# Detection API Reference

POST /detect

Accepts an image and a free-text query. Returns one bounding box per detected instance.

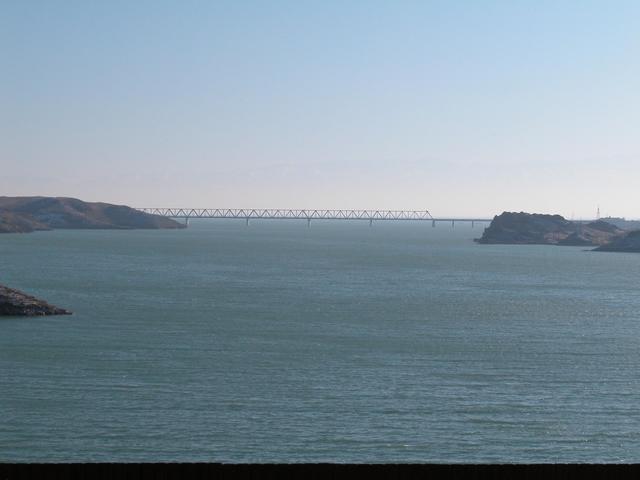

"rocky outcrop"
[0,197,185,233]
[0,285,72,316]
[476,212,625,246]
[475,212,571,245]
[594,230,640,253]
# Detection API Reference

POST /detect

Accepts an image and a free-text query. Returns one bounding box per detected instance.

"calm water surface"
[1,221,640,462]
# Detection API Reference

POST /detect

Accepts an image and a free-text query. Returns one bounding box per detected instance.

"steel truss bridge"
[138,208,492,227]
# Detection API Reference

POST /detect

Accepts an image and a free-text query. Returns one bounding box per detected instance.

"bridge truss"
[139,208,437,222]
[138,208,492,226]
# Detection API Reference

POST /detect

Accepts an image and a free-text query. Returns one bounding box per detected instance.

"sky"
[1,1,639,218]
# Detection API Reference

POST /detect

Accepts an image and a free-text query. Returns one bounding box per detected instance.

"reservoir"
[1,220,639,462]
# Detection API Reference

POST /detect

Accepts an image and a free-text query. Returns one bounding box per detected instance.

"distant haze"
[2,1,639,219]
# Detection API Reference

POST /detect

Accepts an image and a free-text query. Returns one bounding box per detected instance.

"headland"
[0,197,185,233]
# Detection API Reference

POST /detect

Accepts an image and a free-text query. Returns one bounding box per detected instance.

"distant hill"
[475,212,625,246]
[599,217,640,231]
[0,197,185,233]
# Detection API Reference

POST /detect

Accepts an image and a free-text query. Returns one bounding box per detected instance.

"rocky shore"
[0,285,72,316]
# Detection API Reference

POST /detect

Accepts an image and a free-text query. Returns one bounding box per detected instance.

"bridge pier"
[184,217,189,226]
[452,220,455,228]
[432,220,436,228]
[369,219,373,227]
[471,220,474,228]
[246,218,250,226]
[307,218,311,227]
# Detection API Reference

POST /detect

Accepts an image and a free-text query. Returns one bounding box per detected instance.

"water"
[1,220,640,462]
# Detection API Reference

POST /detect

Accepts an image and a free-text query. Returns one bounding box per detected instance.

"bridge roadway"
[137,208,493,227]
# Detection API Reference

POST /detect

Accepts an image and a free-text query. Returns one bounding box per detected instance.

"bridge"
[137,208,493,227]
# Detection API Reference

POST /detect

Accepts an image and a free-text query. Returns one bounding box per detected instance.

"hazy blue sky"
[2,1,639,218]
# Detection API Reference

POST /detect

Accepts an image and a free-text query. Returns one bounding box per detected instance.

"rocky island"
[0,196,184,233]
[0,285,72,316]
[475,212,625,247]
